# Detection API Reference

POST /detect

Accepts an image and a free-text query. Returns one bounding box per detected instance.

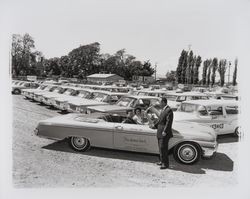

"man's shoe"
[156,162,162,166]
[160,163,169,169]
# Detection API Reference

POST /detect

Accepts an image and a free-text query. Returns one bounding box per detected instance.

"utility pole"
[154,63,157,81]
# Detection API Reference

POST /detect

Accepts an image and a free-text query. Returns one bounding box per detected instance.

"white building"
[87,73,124,83]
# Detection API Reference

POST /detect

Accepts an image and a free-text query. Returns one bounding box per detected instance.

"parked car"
[41,87,79,106]
[137,90,168,98]
[12,81,39,95]
[35,112,217,165]
[66,91,126,113]
[51,88,94,111]
[32,85,60,101]
[21,84,48,99]
[87,95,161,116]
[166,92,210,111]
[174,100,239,136]
[204,92,238,101]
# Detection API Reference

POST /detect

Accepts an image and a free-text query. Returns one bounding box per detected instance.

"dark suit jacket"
[154,105,173,139]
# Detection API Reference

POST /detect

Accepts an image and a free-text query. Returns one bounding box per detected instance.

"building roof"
[87,73,121,79]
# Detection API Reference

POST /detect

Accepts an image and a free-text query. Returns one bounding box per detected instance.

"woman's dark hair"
[161,97,168,104]
[134,107,142,114]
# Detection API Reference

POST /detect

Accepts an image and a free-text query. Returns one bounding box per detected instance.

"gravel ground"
[12,95,239,187]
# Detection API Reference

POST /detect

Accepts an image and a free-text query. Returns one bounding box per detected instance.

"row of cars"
[13,80,239,165]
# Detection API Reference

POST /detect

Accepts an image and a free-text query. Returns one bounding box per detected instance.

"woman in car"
[132,108,144,125]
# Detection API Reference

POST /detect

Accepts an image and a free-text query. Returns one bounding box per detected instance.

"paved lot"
[12,95,239,187]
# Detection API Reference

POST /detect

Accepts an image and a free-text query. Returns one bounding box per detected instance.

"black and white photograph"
[0,0,249,198]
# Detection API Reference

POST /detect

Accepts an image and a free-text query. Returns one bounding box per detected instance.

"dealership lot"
[13,95,239,187]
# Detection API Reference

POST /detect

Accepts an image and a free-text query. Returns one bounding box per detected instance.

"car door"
[222,105,239,134]
[113,123,159,154]
[205,105,227,135]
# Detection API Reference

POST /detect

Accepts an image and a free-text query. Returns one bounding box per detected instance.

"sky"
[0,0,249,77]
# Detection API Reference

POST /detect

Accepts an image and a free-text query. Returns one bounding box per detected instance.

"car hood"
[42,93,63,98]
[172,121,216,141]
[67,98,107,106]
[167,101,179,109]
[12,85,26,89]
[87,104,133,112]
[33,90,52,95]
[173,112,197,121]
[55,96,81,102]
[22,88,39,92]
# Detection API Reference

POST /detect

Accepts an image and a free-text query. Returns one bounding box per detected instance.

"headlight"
[86,109,92,114]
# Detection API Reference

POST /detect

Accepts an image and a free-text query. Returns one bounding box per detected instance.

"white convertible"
[35,112,217,165]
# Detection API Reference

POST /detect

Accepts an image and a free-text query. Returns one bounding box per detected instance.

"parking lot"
[12,95,239,187]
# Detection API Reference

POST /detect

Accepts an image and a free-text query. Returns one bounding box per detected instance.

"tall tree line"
[176,49,202,84]
[11,34,154,81]
[176,49,238,86]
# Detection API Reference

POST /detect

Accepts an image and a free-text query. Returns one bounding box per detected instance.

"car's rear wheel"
[173,142,201,165]
[69,137,90,152]
[13,89,21,95]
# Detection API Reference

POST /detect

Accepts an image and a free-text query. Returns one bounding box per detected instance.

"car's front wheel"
[69,137,90,152]
[173,142,201,164]
[13,89,21,95]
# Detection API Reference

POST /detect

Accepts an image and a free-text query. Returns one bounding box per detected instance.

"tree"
[186,50,194,84]
[202,59,212,85]
[43,57,61,76]
[166,70,176,83]
[218,59,227,87]
[193,56,202,85]
[211,58,218,86]
[176,50,187,83]
[67,42,101,78]
[232,58,238,86]
[181,51,188,84]
[207,65,211,86]
[11,33,36,76]
[190,56,196,84]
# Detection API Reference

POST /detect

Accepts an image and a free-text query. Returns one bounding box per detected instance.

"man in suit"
[154,97,173,169]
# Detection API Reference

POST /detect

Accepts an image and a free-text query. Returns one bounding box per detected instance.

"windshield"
[178,103,208,116]
[166,95,178,101]
[78,90,91,98]
[18,82,25,86]
[179,103,199,112]
[63,88,74,95]
[138,92,147,96]
[39,85,47,90]
[53,87,64,93]
[92,92,108,102]
[116,97,136,107]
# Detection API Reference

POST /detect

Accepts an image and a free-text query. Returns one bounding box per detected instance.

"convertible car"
[35,112,218,165]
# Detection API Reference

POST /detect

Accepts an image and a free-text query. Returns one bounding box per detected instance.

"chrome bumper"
[202,142,218,158]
